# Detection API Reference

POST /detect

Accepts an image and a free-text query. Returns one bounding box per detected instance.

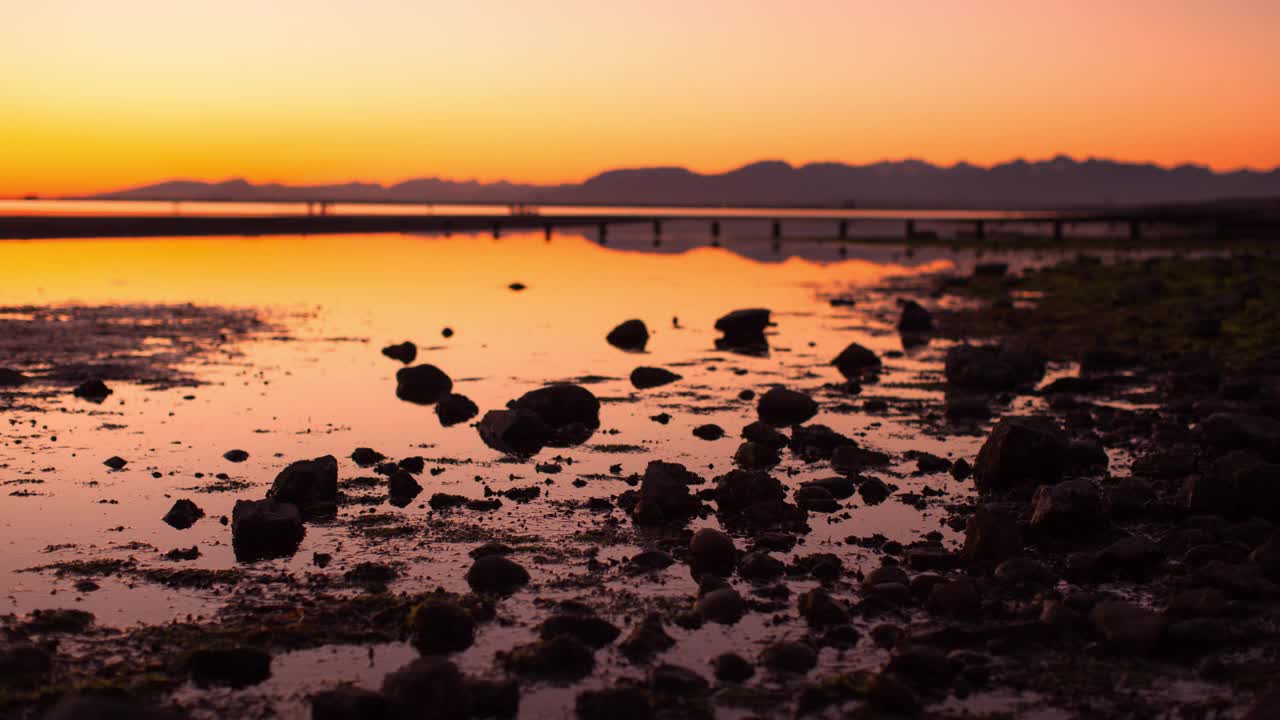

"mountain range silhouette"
[89,156,1280,209]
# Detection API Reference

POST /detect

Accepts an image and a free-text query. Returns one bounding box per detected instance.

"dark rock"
[222,449,249,463]
[630,367,681,389]
[715,308,771,347]
[436,393,479,426]
[649,664,709,696]
[619,613,675,661]
[945,342,1045,390]
[897,300,933,333]
[103,456,127,470]
[789,424,853,461]
[231,499,304,561]
[886,646,955,685]
[0,642,51,678]
[631,461,704,525]
[268,455,338,517]
[712,653,755,683]
[696,587,746,624]
[511,384,601,437]
[689,528,737,575]
[761,640,817,674]
[737,551,784,581]
[311,685,391,720]
[994,557,1054,586]
[1200,413,1280,461]
[974,416,1100,493]
[692,424,725,441]
[398,456,425,474]
[502,635,595,681]
[540,614,621,648]
[926,580,981,618]
[951,458,972,480]
[607,320,649,351]
[1091,601,1165,655]
[742,421,788,448]
[857,477,892,504]
[388,471,423,506]
[465,678,519,719]
[757,387,818,427]
[575,685,653,720]
[477,409,551,455]
[469,542,514,559]
[962,507,1023,568]
[73,379,112,402]
[381,658,471,720]
[830,444,891,474]
[945,395,992,421]
[801,476,855,500]
[908,450,952,474]
[189,647,272,688]
[162,499,204,530]
[867,672,922,716]
[429,493,469,511]
[713,470,785,515]
[395,364,453,404]
[733,441,781,469]
[1030,479,1104,532]
[794,485,840,512]
[409,599,475,653]
[381,341,416,364]
[1243,690,1280,720]
[465,555,530,595]
[798,588,849,627]
[43,697,186,720]
[832,342,881,380]
[350,447,384,467]
[0,368,30,387]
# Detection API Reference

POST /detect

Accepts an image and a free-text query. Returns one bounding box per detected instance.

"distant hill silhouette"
[89,156,1280,209]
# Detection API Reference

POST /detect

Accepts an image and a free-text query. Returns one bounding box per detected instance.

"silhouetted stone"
[714,470,786,515]
[649,663,710,696]
[607,319,649,351]
[231,498,304,562]
[350,447,384,467]
[713,653,755,683]
[789,424,853,461]
[692,423,725,440]
[381,658,471,720]
[503,635,595,680]
[43,697,186,720]
[974,416,1077,493]
[268,455,338,517]
[757,387,818,427]
[465,678,519,719]
[697,587,746,624]
[477,409,551,455]
[436,393,478,426]
[742,421,787,448]
[103,456,127,470]
[715,308,771,347]
[539,614,621,648]
[162,499,204,530]
[832,342,881,380]
[794,485,840,512]
[1030,479,1104,532]
[630,367,681,389]
[619,613,675,661]
[395,364,453,404]
[388,470,422,507]
[510,384,600,441]
[223,449,249,462]
[945,342,1046,390]
[575,685,654,720]
[962,507,1023,568]
[465,555,530,595]
[631,461,704,525]
[761,640,817,674]
[689,528,737,575]
[830,444,891,474]
[0,368,29,387]
[737,551,785,581]
[72,379,112,402]
[1091,601,1165,655]
[311,685,391,720]
[409,599,475,653]
[798,588,849,627]
[734,441,781,469]
[801,476,855,500]
[381,341,416,364]
[189,647,272,688]
[1200,413,1280,461]
[897,300,934,333]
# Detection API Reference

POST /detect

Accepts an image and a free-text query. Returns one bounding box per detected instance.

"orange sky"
[3,0,1278,196]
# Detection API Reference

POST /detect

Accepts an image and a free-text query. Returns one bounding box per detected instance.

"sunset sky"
[3,0,1278,196]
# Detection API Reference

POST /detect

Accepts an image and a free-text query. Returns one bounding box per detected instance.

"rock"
[387,471,423,507]
[945,342,1045,390]
[311,685,391,720]
[1252,532,1280,577]
[794,485,840,512]
[897,300,933,333]
[0,368,30,387]
[478,409,551,455]
[231,499,305,562]
[189,647,272,688]
[1090,601,1165,655]
[607,320,649,351]
[1097,535,1164,577]
[103,456,127,470]
[435,393,479,426]
[789,424,853,461]
[974,416,1096,493]
[994,557,1054,586]
[222,449,249,463]
[761,640,817,674]
[1200,413,1280,461]
[631,461,704,525]
[857,477,892,504]
[395,364,453,405]
[1167,588,1230,618]
[465,678,519,719]
[540,614,621,648]
[945,395,992,421]
[630,367,681,389]
[1243,690,1280,720]
[798,588,849,627]
[43,697,186,720]
[162,499,204,530]
[619,613,675,661]
[692,424,725,440]
[742,421,788,448]
[973,262,1008,278]
[830,444,891,474]
[575,685,654,720]
[962,507,1023,568]
[713,470,785,516]
[381,658,471,720]
[951,458,973,480]
[649,664,709,696]
[0,642,51,678]
[712,653,755,683]
[72,379,112,402]
[696,587,746,624]
[689,528,737,575]
[1030,479,1103,532]
[507,384,601,446]
[867,672,922,716]
[715,308,771,347]
[801,476,855,500]
[737,551,785,581]
[409,599,475,653]
[502,635,595,680]
[734,441,781,469]
[381,341,416,364]
[926,580,981,618]
[268,455,338,517]
[465,555,530,595]
[1183,450,1280,519]
[832,342,881,380]
[350,447,385,467]
[757,387,818,427]
[886,646,955,684]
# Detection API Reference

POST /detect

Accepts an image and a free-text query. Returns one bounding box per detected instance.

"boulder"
[1030,479,1104,532]
[607,320,649,351]
[381,658,471,720]
[72,379,112,402]
[310,685,391,720]
[897,300,933,333]
[715,308,771,347]
[395,364,453,404]
[409,599,475,653]
[630,367,681,390]
[231,499,304,561]
[0,368,30,387]
[539,613,621,649]
[436,393,478,426]
[465,555,530,595]
[757,387,818,427]
[692,424,725,441]
[831,444,892,474]
[1200,413,1280,462]
[974,416,1101,493]
[189,647,272,688]
[649,664,709,696]
[737,551,785,581]
[832,342,881,380]
[712,653,755,683]
[961,507,1023,568]
[789,424,854,462]
[477,409,551,456]
[742,421,788,449]
[631,461,704,525]
[760,640,817,674]
[798,588,849,627]
[388,471,422,507]
[945,342,1046,390]
[733,441,781,469]
[510,384,600,445]
[689,528,737,575]
[162,499,204,530]
[696,587,746,624]
[619,613,675,661]
[268,455,338,517]
[1090,601,1165,655]
[381,341,416,364]
[575,685,654,720]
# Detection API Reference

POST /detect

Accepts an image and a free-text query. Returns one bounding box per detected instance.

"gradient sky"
[3,0,1278,196]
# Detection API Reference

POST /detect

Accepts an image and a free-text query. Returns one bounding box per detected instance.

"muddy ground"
[3,246,1280,719]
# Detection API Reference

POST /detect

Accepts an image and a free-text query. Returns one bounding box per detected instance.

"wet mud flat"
[3,238,1280,719]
